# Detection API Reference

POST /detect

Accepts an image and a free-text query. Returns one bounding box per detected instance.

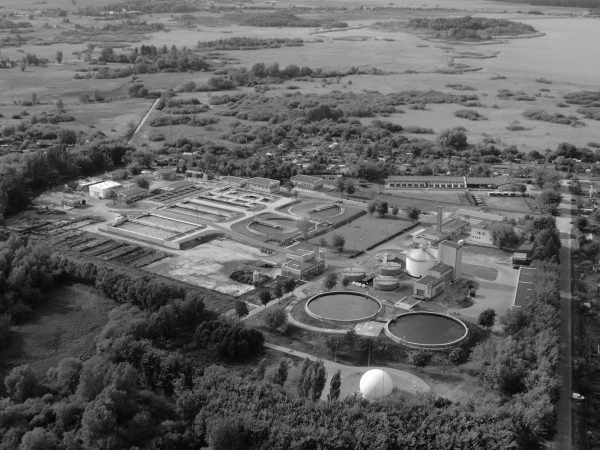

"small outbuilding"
[413,275,445,299]
[89,181,121,199]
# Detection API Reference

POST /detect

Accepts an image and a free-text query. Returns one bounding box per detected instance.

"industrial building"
[385,175,466,189]
[410,240,463,299]
[412,206,469,248]
[291,174,324,190]
[384,175,514,190]
[116,186,148,203]
[89,180,121,199]
[413,275,446,299]
[247,177,280,194]
[281,250,325,280]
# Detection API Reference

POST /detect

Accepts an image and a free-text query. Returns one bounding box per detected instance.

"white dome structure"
[405,246,437,278]
[359,369,394,400]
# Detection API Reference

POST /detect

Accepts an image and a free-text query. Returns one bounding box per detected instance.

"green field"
[309,215,414,255]
[0,283,115,384]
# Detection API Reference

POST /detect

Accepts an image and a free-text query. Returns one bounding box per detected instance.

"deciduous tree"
[234,299,249,319]
[329,370,341,401]
[323,272,338,291]
[409,350,432,370]
[478,308,497,330]
[331,233,345,252]
[263,307,287,330]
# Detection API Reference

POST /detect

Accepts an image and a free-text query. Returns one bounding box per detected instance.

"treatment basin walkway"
[264,342,431,401]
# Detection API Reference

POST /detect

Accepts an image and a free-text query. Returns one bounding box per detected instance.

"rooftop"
[439,240,461,249]
[282,257,323,271]
[415,275,445,287]
[249,177,280,187]
[291,174,323,183]
[466,175,513,185]
[386,175,465,183]
[90,180,121,190]
[455,208,505,223]
[429,262,453,273]
[222,175,248,183]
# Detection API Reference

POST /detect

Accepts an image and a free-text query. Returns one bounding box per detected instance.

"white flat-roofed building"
[247,177,280,194]
[385,175,466,189]
[89,181,121,199]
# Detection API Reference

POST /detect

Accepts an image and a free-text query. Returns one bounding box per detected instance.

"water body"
[481,17,600,86]
[307,293,381,321]
[388,313,466,345]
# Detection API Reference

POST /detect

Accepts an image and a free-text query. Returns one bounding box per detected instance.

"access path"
[264,342,430,400]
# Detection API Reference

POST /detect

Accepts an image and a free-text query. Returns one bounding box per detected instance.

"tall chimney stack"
[437,205,443,234]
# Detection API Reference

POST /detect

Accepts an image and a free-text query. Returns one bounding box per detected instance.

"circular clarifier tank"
[305,291,382,322]
[386,312,468,349]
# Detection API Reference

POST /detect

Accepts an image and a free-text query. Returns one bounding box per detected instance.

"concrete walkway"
[264,342,431,400]
[285,303,348,334]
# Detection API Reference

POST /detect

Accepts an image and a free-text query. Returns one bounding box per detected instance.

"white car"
[572,393,585,400]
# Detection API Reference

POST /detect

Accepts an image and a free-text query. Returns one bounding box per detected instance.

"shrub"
[263,307,287,331]
[454,109,487,120]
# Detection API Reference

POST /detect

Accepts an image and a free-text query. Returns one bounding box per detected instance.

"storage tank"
[373,276,399,291]
[341,267,366,282]
[378,262,403,276]
[405,246,437,278]
[360,369,394,400]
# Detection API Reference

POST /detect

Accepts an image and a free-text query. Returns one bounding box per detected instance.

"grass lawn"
[0,283,116,387]
[309,215,413,254]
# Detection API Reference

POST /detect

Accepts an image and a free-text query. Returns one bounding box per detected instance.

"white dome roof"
[407,247,436,262]
[359,369,394,400]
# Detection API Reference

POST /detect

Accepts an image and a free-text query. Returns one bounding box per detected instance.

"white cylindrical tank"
[359,369,394,400]
[378,262,403,276]
[405,246,437,278]
[373,276,399,291]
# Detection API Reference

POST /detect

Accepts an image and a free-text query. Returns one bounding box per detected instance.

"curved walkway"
[264,342,431,400]
[285,303,348,334]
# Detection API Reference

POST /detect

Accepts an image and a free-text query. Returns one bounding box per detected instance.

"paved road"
[128,97,161,144]
[552,188,574,449]
[264,342,431,400]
